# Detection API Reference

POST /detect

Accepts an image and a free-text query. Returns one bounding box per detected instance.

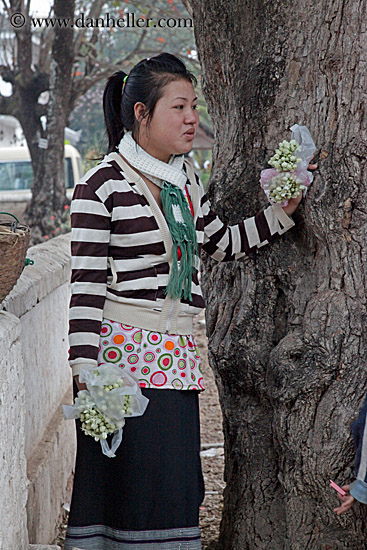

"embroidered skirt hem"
[64,525,202,550]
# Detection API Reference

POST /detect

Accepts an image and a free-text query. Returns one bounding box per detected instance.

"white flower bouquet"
[63,364,149,458]
[260,124,316,206]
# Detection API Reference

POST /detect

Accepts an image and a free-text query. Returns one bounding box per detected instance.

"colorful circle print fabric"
[98,318,205,391]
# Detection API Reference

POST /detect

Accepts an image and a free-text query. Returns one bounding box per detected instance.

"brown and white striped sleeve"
[200,192,296,262]
[68,172,112,377]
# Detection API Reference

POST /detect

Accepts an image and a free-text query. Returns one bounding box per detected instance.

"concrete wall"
[0,312,29,550]
[0,233,76,547]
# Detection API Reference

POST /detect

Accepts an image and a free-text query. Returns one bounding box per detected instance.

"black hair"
[102,52,197,154]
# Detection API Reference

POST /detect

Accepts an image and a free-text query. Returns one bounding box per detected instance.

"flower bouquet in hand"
[260,124,316,207]
[63,364,149,458]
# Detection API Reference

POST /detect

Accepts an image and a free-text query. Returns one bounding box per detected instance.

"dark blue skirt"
[64,385,204,549]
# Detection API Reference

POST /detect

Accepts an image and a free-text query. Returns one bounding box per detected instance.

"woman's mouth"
[184,129,196,138]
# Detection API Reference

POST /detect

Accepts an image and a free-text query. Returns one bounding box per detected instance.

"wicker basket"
[0,212,31,303]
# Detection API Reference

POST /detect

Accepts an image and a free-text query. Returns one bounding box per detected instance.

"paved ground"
[54,310,224,549]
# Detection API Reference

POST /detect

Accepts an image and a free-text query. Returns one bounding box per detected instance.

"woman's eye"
[174,104,197,110]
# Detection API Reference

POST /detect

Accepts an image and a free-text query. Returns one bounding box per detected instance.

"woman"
[65,52,317,549]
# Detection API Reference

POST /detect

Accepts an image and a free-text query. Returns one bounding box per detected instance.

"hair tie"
[123,74,128,86]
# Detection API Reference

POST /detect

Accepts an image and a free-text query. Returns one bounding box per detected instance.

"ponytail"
[103,71,127,154]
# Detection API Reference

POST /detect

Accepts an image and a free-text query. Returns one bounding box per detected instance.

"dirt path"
[54,310,224,549]
[195,311,224,550]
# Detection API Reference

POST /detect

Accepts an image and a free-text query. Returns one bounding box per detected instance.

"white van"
[0,144,83,202]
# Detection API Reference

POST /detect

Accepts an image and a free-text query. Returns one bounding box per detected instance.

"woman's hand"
[282,158,318,216]
[333,485,355,515]
[74,375,87,391]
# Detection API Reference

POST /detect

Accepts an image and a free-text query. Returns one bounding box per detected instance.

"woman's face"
[135,79,199,163]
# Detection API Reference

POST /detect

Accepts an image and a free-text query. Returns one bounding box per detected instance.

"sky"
[29,0,53,16]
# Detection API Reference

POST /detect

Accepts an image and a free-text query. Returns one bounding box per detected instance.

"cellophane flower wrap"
[63,364,149,458]
[260,124,316,207]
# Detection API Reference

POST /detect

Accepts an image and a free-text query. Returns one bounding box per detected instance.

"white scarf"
[117,131,188,191]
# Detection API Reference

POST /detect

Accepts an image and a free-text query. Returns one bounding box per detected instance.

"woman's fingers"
[307,154,318,170]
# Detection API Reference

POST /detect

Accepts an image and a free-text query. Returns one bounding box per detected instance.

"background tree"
[0,0,197,242]
[183,0,367,548]
[22,0,75,243]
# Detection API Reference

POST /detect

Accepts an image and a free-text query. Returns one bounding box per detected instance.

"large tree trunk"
[1,1,49,203]
[184,0,367,548]
[23,0,75,243]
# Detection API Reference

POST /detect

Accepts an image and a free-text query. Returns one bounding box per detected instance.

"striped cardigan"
[68,152,295,376]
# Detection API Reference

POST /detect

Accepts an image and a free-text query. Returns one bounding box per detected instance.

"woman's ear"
[134,102,148,126]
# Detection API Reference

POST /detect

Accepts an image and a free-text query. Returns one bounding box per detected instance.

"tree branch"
[0,64,15,84]
[181,0,193,18]
[69,13,154,111]
[34,102,47,118]
[37,2,54,71]
[1,0,11,17]
[73,0,105,56]
[0,93,16,115]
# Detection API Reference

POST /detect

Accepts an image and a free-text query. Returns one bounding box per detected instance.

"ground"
[196,311,224,550]
[54,309,224,549]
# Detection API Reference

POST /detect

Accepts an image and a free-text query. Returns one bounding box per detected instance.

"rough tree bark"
[183,0,367,548]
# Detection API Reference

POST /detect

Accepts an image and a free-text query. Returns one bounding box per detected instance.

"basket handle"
[0,212,20,223]
[0,212,34,267]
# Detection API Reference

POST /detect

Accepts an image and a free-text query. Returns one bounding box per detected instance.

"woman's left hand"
[282,158,318,216]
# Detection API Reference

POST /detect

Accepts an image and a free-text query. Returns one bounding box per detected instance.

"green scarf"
[161,181,198,301]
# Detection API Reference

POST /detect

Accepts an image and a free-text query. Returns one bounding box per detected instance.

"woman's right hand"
[74,375,87,391]
[282,157,318,216]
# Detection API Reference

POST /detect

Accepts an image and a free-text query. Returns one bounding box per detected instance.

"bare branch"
[181,0,193,18]
[34,102,47,118]
[73,0,105,56]
[0,93,16,115]
[1,0,11,16]
[68,19,198,113]
[0,64,15,83]
[37,0,57,73]
[69,8,155,109]
[38,26,55,71]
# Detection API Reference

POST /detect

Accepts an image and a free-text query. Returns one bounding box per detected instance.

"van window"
[0,161,33,191]
[64,158,74,187]
[0,158,75,191]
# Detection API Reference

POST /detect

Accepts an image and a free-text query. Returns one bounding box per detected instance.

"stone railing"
[0,233,75,549]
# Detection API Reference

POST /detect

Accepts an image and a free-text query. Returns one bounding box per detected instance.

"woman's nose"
[185,108,198,124]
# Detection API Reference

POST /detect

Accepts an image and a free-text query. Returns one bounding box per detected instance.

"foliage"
[44,205,71,241]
